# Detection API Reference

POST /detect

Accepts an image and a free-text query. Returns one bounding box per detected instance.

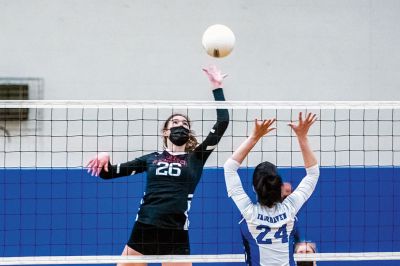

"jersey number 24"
[256,224,288,244]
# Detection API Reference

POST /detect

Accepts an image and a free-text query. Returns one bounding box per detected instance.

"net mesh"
[0,100,399,265]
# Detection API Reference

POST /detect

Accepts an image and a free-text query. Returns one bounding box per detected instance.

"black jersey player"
[87,66,229,266]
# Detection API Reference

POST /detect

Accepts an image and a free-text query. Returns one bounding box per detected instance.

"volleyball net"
[0,100,399,265]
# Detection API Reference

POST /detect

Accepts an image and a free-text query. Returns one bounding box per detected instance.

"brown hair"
[162,113,198,152]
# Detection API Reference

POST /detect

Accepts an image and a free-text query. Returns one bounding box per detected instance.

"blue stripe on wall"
[1,167,399,266]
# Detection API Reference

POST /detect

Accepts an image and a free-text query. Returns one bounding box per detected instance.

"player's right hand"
[251,118,276,139]
[86,152,110,176]
[202,65,228,89]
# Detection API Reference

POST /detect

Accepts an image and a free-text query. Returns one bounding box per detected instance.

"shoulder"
[137,152,160,161]
[281,199,297,216]
[241,202,257,220]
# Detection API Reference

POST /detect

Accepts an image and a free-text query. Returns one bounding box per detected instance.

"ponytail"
[253,161,283,208]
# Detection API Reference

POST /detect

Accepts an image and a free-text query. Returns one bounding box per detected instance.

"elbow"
[222,112,230,124]
[222,109,229,121]
[223,167,232,178]
[219,119,229,132]
[223,159,234,171]
[312,166,320,179]
[306,164,320,179]
[217,109,230,124]
[223,161,230,171]
[224,158,241,173]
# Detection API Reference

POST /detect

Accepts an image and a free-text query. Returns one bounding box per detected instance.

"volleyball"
[202,24,235,58]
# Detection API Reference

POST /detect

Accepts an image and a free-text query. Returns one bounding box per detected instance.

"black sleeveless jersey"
[99,88,229,229]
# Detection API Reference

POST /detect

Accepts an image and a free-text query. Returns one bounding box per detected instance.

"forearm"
[298,136,317,168]
[213,88,229,122]
[99,162,122,179]
[99,159,145,179]
[214,90,229,134]
[197,88,229,150]
[231,135,259,165]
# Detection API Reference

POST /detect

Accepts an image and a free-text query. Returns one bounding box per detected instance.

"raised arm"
[289,112,318,168]
[224,119,276,216]
[194,66,229,163]
[230,119,276,164]
[284,112,320,214]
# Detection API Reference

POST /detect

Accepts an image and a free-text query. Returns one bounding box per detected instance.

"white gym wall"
[0,0,399,101]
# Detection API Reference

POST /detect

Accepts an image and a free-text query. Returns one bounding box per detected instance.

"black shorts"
[127,221,190,255]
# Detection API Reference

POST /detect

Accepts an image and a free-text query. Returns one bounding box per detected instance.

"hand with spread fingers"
[202,65,228,89]
[251,118,276,139]
[86,152,110,177]
[288,112,317,139]
[289,112,318,168]
[229,118,276,165]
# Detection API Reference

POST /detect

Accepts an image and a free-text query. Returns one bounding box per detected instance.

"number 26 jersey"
[99,88,229,230]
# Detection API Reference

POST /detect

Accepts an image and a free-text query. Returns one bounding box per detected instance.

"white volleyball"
[202,24,235,58]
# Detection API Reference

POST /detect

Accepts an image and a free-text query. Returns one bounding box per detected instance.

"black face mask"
[169,126,190,146]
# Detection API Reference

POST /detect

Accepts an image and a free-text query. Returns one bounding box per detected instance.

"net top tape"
[1,100,400,109]
[1,253,400,265]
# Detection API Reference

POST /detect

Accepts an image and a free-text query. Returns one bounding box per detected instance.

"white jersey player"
[224,113,320,266]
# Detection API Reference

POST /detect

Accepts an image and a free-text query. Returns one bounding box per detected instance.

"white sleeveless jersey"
[224,159,319,266]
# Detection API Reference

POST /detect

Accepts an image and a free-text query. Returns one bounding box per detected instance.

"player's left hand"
[202,65,228,89]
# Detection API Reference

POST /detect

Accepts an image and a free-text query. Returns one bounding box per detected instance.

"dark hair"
[253,161,283,208]
[162,113,198,152]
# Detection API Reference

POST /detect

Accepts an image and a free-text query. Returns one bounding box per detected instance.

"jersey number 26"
[155,162,182,176]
